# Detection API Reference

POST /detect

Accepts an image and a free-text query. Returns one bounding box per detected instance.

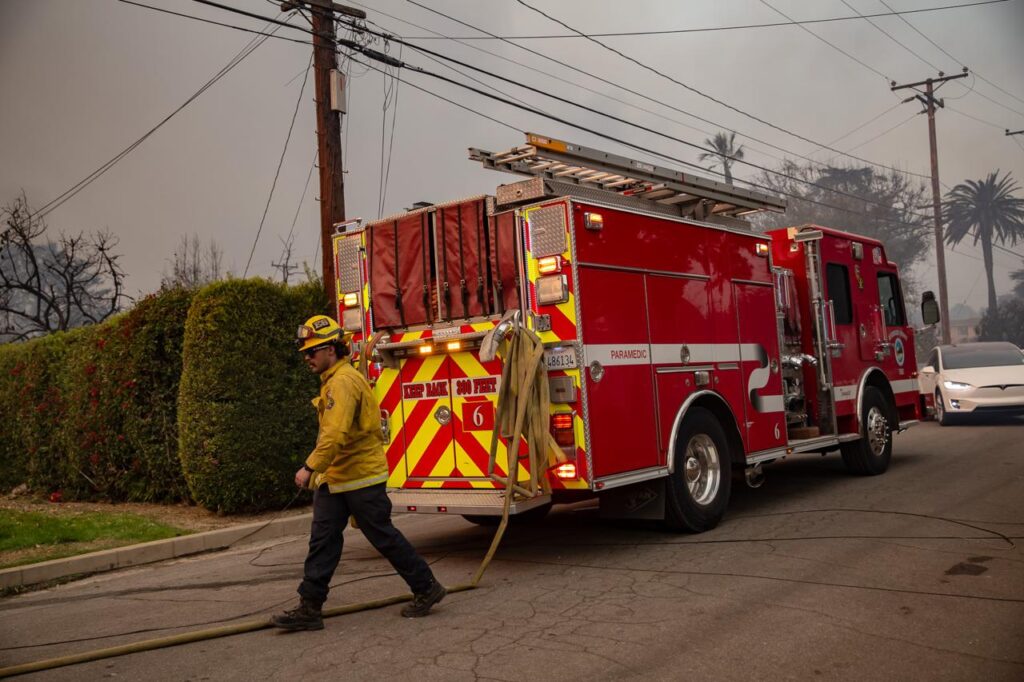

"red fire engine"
[331,134,923,532]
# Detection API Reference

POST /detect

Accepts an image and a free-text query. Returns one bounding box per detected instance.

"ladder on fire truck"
[469,133,786,220]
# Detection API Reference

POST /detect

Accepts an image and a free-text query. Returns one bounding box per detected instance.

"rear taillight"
[551,413,574,447]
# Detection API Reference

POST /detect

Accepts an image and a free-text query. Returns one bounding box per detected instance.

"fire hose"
[0,316,561,678]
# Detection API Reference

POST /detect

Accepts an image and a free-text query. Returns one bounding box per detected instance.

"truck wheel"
[935,389,954,426]
[840,386,893,476]
[664,407,731,533]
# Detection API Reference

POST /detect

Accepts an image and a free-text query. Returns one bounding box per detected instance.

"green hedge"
[178,280,326,512]
[0,333,68,491]
[58,290,195,502]
[1,280,325,512]
[0,289,194,501]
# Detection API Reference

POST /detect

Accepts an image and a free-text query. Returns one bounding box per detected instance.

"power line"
[508,0,935,181]
[397,0,1010,39]
[762,1,1023,135]
[190,2,946,238]
[337,43,1021,268]
[138,2,1024,278]
[196,1,943,232]
[403,0,936,184]
[355,1,805,170]
[947,105,1009,130]
[370,3,924,182]
[345,18,945,222]
[32,7,285,220]
[758,0,890,81]
[877,0,1024,113]
[244,54,312,277]
[810,102,904,156]
[399,0,937,186]
[119,0,308,44]
[286,154,317,248]
[342,47,937,236]
[838,0,941,72]
[378,43,402,218]
[828,111,921,161]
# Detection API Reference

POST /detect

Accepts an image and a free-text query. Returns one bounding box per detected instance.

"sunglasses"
[303,346,328,358]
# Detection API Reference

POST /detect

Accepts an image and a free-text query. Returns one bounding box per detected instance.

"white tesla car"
[919,342,1024,425]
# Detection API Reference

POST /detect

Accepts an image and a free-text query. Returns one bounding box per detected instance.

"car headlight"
[943,380,972,391]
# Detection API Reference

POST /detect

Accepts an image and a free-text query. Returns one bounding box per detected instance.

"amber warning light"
[552,462,577,480]
[537,256,561,274]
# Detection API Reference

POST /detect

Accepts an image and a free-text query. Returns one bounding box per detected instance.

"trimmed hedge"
[0,332,68,491]
[178,280,326,512]
[1,280,324,512]
[0,289,194,501]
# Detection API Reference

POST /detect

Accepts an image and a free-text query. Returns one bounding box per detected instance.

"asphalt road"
[2,417,1023,681]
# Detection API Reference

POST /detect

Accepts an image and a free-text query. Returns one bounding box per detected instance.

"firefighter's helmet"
[296,315,348,352]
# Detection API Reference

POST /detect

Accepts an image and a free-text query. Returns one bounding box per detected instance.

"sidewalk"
[0,512,313,591]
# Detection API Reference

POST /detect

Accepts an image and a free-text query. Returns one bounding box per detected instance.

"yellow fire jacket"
[305,358,388,493]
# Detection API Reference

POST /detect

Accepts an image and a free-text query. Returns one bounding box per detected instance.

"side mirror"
[921,291,940,326]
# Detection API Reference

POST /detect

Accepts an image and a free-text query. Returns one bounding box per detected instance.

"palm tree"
[698,131,745,184]
[943,170,1024,315]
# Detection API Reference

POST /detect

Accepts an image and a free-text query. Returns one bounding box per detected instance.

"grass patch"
[0,509,189,568]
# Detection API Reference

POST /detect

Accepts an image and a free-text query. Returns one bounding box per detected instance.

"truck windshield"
[942,346,1024,370]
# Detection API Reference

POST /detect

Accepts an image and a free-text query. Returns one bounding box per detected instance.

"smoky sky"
[1,0,1022,314]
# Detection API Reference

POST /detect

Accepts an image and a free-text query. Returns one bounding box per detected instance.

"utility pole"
[282,0,365,301]
[891,68,968,345]
[272,236,299,284]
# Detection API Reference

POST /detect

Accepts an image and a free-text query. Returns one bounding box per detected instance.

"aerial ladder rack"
[469,133,786,223]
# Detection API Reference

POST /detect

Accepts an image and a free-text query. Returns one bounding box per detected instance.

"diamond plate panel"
[336,237,361,294]
[496,176,546,207]
[528,205,567,257]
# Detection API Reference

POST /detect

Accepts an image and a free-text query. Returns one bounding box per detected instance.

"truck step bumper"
[387,488,552,516]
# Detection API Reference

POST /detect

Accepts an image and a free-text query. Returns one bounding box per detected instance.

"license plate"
[544,346,577,370]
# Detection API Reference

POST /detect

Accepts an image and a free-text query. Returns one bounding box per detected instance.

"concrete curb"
[0,512,313,591]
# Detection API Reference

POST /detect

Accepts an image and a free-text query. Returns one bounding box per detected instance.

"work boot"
[401,581,446,618]
[270,598,324,631]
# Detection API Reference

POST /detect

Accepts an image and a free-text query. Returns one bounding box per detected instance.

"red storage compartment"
[437,199,489,320]
[368,213,432,329]
[488,210,522,314]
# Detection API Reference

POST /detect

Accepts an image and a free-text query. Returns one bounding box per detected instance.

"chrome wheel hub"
[684,433,720,505]
[865,407,889,456]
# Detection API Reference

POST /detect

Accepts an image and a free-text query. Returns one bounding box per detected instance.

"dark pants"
[298,483,434,607]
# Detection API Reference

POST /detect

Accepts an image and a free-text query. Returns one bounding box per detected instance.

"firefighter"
[271,315,445,631]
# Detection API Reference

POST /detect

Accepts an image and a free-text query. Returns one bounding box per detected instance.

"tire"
[462,502,552,527]
[935,389,954,426]
[840,386,893,476]
[664,407,732,533]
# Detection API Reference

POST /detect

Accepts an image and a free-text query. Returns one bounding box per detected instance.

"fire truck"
[330,134,923,532]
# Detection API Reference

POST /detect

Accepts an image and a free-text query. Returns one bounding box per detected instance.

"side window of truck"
[877,272,906,326]
[825,263,853,324]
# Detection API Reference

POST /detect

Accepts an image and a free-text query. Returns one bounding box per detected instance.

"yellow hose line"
[0,585,478,679]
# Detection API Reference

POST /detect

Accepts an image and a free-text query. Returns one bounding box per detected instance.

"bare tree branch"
[1,193,127,341]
